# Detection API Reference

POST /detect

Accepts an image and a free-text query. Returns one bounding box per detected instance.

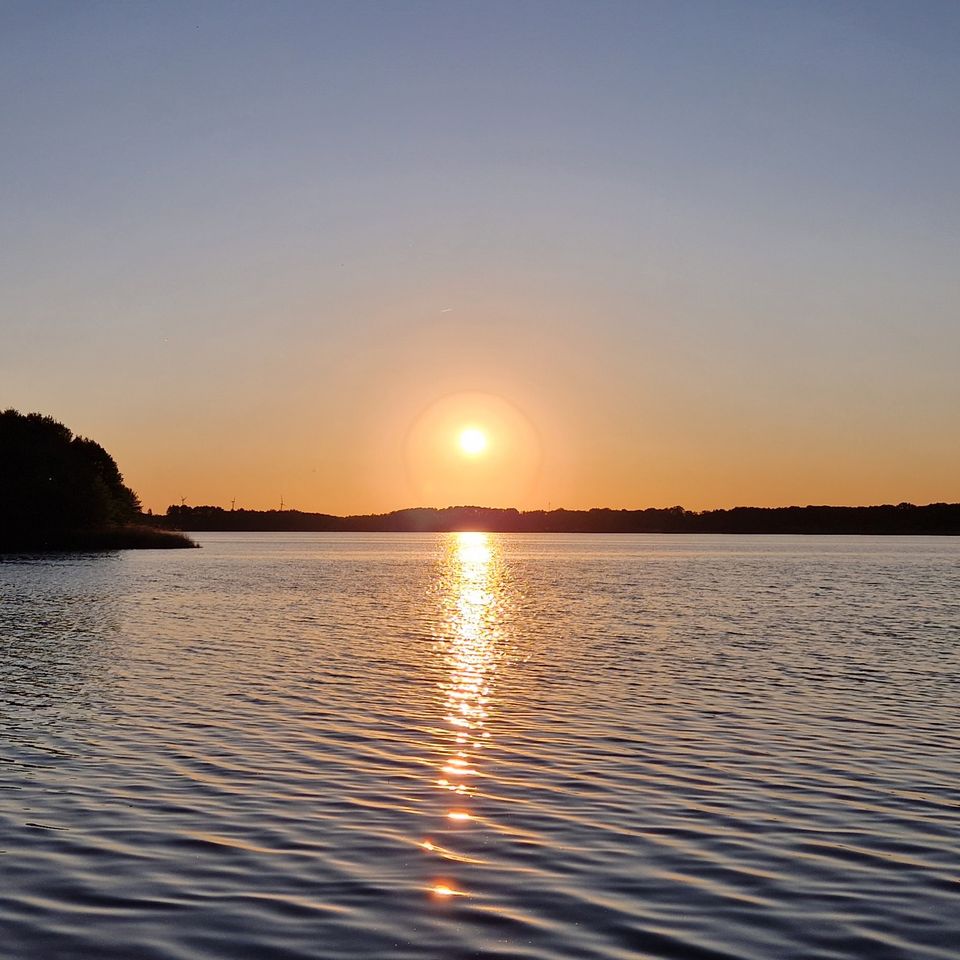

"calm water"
[1,533,958,960]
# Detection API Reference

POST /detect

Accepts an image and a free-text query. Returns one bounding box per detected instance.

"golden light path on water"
[424,532,504,900]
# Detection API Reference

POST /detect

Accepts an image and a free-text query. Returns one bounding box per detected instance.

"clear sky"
[3,1,958,513]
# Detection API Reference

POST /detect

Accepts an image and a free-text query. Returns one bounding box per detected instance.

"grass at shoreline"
[0,524,197,552]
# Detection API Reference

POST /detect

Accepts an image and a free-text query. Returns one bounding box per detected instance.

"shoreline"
[0,525,197,553]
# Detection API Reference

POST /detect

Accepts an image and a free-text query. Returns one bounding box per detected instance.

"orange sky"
[60,285,959,514]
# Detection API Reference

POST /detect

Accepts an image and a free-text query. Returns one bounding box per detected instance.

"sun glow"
[403,392,542,507]
[458,427,488,457]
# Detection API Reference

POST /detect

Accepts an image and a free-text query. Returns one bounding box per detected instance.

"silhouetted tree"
[0,409,142,546]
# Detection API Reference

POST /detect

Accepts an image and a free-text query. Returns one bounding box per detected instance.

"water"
[1,533,958,960]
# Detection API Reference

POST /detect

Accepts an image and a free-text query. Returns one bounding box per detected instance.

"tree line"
[161,502,960,535]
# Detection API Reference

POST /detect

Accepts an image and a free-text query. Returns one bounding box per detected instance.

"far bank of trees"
[162,502,960,535]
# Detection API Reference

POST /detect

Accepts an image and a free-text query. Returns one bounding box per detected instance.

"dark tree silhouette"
[0,409,190,550]
[161,501,960,535]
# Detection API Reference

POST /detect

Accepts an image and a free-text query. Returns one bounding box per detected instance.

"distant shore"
[159,502,960,536]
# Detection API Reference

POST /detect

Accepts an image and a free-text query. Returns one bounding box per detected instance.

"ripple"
[1,533,959,959]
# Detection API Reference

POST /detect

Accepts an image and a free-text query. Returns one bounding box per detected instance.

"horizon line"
[162,500,959,516]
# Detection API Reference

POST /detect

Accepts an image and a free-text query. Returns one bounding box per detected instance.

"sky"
[2,1,958,514]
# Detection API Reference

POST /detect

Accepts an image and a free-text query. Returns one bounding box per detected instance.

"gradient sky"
[3,1,958,513]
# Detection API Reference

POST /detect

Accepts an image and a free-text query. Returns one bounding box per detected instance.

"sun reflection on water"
[423,531,506,900]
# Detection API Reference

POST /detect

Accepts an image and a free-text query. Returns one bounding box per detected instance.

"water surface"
[2,534,958,959]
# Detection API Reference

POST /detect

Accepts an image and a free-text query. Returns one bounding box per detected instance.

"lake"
[2,533,958,959]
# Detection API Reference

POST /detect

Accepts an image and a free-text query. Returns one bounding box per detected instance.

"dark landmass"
[2,523,195,552]
[161,502,960,535]
[1,409,195,552]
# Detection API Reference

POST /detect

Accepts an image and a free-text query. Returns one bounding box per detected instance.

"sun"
[404,392,541,504]
[458,426,488,457]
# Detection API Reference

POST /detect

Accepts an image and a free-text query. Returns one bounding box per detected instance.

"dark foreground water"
[1,533,958,960]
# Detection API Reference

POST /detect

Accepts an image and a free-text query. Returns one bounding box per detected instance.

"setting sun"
[458,427,488,457]
[402,392,541,508]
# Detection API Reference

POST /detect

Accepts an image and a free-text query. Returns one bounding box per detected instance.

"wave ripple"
[1,533,959,959]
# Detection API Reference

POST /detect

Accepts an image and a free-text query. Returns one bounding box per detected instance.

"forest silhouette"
[0,409,193,550]
[164,502,960,535]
